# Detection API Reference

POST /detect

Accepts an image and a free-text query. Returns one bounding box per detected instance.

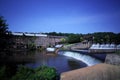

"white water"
[46,48,55,52]
[58,51,102,66]
[55,44,63,48]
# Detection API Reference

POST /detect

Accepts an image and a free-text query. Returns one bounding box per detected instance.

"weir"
[58,51,102,66]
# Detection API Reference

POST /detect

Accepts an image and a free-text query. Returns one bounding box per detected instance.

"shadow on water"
[67,59,87,70]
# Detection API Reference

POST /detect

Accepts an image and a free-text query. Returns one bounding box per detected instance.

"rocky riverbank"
[105,53,120,66]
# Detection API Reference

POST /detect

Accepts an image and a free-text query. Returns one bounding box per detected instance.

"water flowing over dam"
[58,51,102,66]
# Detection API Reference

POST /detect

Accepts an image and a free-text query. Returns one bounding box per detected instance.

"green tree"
[0,16,12,51]
[66,34,82,43]
[92,32,118,44]
[105,35,110,43]
[0,16,8,35]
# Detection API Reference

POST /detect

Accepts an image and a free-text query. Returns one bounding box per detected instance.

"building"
[12,32,65,49]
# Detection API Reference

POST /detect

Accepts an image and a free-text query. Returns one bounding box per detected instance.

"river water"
[25,50,87,74]
[0,50,87,75]
[0,50,106,77]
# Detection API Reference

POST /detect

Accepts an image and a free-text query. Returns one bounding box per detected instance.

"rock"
[60,63,120,80]
[105,54,120,66]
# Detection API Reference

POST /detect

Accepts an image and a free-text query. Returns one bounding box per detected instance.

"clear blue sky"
[0,0,120,34]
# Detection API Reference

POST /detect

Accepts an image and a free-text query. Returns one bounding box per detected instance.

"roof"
[12,32,47,37]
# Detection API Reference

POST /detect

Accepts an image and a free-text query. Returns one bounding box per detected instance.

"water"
[25,51,87,74]
[0,50,105,75]
[58,51,102,66]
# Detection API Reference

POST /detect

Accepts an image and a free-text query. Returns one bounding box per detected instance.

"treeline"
[44,32,120,44]
[93,32,120,44]
[43,32,72,36]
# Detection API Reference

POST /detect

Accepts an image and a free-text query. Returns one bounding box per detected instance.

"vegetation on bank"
[44,32,120,44]
[0,66,6,80]
[66,34,83,43]
[0,65,58,80]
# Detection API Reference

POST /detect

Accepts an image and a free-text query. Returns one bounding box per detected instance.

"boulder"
[105,54,120,66]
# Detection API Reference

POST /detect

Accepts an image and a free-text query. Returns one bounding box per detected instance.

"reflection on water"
[0,50,87,74]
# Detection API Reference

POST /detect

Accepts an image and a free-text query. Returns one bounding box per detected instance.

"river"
[0,50,87,75]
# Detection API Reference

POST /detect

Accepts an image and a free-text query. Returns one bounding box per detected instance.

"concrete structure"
[12,32,47,37]
[59,51,102,66]
[71,41,91,50]
[89,43,120,53]
[60,63,120,80]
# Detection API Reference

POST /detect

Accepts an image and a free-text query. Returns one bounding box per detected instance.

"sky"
[0,0,120,34]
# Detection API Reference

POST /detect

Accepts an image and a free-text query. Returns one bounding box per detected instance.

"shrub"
[11,65,57,80]
[0,66,6,80]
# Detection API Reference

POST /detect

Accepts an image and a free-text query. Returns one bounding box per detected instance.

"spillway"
[58,51,102,66]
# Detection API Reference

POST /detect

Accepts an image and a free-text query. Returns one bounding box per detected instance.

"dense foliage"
[0,16,8,35]
[66,34,83,43]
[0,66,6,80]
[0,66,16,80]
[0,16,13,51]
[44,32,120,44]
[11,65,57,80]
[0,65,58,80]
[43,32,70,36]
[93,32,120,44]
